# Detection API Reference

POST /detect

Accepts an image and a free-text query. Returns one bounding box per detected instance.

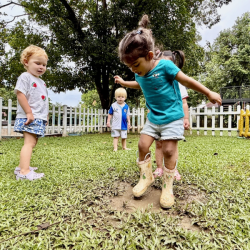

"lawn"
[0,132,249,249]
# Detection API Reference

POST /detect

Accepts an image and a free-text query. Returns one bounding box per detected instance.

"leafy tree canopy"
[0,0,232,109]
[188,12,250,107]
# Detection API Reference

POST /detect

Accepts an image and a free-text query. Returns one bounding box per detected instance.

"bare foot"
[122,148,131,150]
[113,149,118,152]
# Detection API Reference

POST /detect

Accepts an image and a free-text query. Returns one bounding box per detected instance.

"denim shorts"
[141,118,185,140]
[14,118,47,138]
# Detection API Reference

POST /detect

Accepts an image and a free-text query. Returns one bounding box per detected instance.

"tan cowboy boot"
[132,156,154,197]
[160,166,176,208]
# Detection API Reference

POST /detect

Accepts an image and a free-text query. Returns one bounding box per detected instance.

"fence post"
[228,105,232,136]
[91,108,93,132]
[137,108,141,133]
[0,97,2,140]
[8,99,12,136]
[189,107,192,135]
[62,105,67,137]
[211,106,215,136]
[197,107,200,135]
[52,104,55,134]
[78,105,81,133]
[58,105,61,134]
[220,106,223,136]
[132,108,135,133]
[236,105,241,136]
[99,109,103,133]
[204,106,207,135]
[140,108,144,130]
[83,108,86,133]
[87,108,90,132]
[74,107,77,133]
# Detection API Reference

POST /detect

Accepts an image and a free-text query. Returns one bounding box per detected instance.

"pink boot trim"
[153,168,163,178]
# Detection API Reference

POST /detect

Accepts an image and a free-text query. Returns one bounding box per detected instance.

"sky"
[2,0,250,106]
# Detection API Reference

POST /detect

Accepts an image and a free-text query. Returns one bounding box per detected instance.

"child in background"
[107,88,131,151]
[114,15,221,208]
[153,50,190,179]
[14,45,49,180]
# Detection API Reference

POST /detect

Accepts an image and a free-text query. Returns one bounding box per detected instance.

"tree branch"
[5,14,29,24]
[58,0,85,42]
[0,1,23,9]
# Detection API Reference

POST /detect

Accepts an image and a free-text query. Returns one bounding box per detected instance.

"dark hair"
[157,50,185,69]
[118,15,155,64]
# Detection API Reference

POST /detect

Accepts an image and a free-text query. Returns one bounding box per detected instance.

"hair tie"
[136,30,142,34]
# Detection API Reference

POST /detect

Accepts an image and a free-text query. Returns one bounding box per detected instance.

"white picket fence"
[189,105,249,136]
[0,97,145,139]
[1,96,248,139]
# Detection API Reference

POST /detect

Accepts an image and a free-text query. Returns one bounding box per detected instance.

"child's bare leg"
[138,134,155,161]
[113,137,119,151]
[161,140,178,170]
[19,132,37,175]
[153,140,164,177]
[155,140,164,168]
[122,138,130,150]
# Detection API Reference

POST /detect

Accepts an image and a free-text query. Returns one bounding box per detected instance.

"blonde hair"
[20,45,48,69]
[115,88,127,98]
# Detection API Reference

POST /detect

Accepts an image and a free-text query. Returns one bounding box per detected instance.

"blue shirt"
[135,59,184,125]
[108,102,130,130]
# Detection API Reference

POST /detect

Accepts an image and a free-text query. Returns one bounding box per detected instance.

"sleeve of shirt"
[108,105,114,115]
[164,60,181,81]
[14,73,30,95]
[178,83,188,99]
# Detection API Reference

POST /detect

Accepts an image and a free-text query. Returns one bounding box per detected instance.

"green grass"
[0,133,250,249]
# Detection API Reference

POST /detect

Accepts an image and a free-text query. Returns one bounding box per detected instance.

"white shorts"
[111,129,127,139]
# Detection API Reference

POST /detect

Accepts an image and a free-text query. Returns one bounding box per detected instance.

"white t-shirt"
[178,83,188,100]
[14,72,49,121]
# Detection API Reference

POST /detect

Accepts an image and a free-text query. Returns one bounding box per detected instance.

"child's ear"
[147,51,154,61]
[24,59,29,66]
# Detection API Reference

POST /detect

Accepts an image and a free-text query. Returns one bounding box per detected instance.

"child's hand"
[114,75,125,86]
[107,121,111,128]
[25,112,34,125]
[207,91,222,105]
[183,118,190,130]
[128,124,131,129]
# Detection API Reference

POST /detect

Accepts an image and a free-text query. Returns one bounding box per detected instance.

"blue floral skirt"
[14,118,47,138]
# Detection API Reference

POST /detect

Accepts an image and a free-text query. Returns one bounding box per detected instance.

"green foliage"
[0,133,249,248]
[202,12,250,92]
[0,0,232,109]
[0,87,16,106]
[81,89,102,109]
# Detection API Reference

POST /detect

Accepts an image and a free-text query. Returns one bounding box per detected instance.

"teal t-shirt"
[135,59,184,125]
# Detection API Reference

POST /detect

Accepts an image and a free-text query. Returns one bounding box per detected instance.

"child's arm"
[182,98,189,130]
[175,71,222,105]
[16,91,34,125]
[107,114,113,128]
[114,76,141,89]
[127,115,131,129]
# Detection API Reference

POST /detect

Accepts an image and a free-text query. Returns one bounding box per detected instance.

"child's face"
[125,52,154,76]
[115,95,126,105]
[24,54,47,77]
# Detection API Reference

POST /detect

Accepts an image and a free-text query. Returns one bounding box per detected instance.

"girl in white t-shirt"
[14,45,49,181]
[153,50,189,179]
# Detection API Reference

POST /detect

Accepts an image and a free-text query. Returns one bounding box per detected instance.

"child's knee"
[138,140,149,153]
[162,147,176,158]
[155,140,162,150]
